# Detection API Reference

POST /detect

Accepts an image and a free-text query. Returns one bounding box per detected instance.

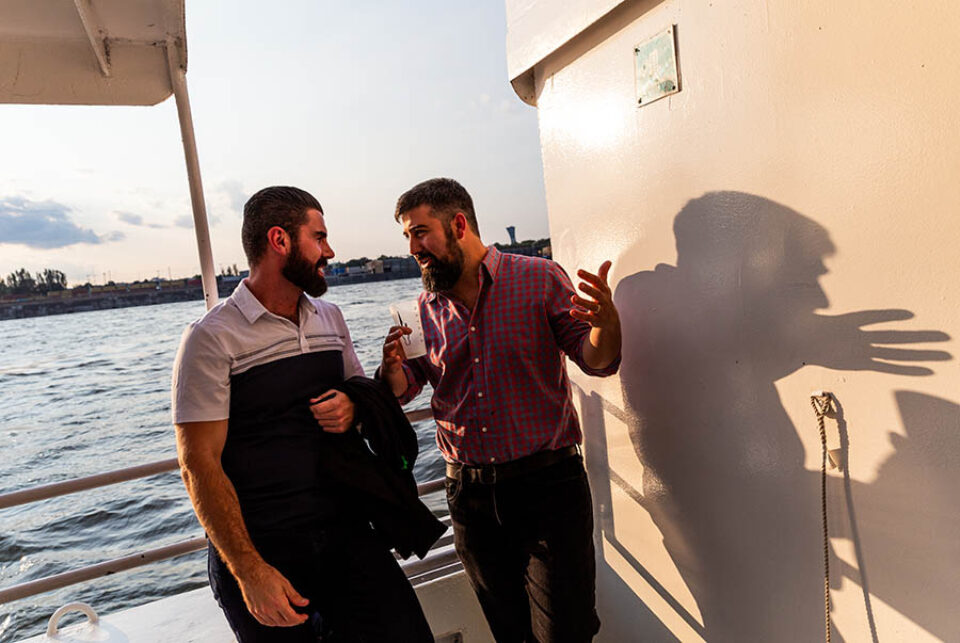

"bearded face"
[416,221,465,293]
[282,234,328,297]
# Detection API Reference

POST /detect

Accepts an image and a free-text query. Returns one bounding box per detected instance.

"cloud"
[167,181,245,231]
[115,211,166,229]
[174,210,221,229]
[101,231,127,242]
[219,180,249,216]
[0,196,122,249]
[116,211,143,225]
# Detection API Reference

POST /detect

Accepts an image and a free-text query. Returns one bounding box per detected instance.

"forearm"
[384,365,411,398]
[180,458,263,578]
[581,321,622,370]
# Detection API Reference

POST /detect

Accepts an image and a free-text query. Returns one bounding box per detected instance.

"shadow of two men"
[603,191,955,642]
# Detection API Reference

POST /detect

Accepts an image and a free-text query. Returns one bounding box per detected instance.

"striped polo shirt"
[172,280,364,534]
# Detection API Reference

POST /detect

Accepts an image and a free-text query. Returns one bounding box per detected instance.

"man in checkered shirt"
[379,178,622,642]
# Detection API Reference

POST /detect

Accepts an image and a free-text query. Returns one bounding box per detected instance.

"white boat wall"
[505,1,960,642]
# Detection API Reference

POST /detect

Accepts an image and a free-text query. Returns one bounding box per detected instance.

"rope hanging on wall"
[810,392,835,643]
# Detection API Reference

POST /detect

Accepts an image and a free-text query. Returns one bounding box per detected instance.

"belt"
[445,445,579,485]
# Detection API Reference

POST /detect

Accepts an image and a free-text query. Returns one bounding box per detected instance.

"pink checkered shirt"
[398,246,620,465]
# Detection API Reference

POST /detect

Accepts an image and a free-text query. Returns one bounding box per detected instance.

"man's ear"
[453,212,468,239]
[267,226,290,256]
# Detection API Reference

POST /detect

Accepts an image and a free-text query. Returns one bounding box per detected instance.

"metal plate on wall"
[635,26,680,107]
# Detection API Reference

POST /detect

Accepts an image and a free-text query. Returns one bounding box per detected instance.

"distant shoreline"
[1,241,551,321]
[0,271,422,321]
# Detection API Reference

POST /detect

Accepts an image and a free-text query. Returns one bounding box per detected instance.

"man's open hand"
[572,260,620,332]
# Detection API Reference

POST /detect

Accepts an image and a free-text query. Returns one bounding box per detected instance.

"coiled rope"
[810,393,834,643]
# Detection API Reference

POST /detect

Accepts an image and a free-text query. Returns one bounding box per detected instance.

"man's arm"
[546,260,622,375]
[176,420,309,627]
[571,261,622,370]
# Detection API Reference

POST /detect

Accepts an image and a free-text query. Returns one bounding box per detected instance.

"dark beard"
[419,227,464,293]
[282,238,328,297]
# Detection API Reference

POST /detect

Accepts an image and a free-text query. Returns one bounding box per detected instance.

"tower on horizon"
[506,226,517,245]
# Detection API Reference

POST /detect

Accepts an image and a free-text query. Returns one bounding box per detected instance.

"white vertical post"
[165,39,218,310]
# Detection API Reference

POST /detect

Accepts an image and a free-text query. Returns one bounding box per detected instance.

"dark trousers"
[446,454,601,643]
[207,522,433,642]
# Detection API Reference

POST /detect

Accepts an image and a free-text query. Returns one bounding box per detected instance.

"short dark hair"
[394,178,479,235]
[242,186,322,266]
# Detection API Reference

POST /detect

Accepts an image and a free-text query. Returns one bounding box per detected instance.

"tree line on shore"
[1,268,68,295]
[2,240,548,298]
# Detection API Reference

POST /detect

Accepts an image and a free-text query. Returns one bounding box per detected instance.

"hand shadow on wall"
[607,192,953,642]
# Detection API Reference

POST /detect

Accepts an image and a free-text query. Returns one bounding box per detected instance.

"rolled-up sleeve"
[396,359,429,405]
[171,323,231,424]
[545,263,621,377]
[374,359,427,405]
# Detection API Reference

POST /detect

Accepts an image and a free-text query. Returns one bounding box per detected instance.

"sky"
[0,1,549,286]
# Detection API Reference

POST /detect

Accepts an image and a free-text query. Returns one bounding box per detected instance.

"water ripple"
[2,280,443,641]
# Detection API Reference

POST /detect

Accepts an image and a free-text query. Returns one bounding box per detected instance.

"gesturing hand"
[238,562,309,627]
[571,260,620,331]
[309,389,356,433]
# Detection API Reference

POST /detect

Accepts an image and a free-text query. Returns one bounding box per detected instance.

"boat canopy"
[0,0,218,309]
[505,0,622,105]
[0,0,185,106]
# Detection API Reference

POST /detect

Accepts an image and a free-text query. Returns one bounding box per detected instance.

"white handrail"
[0,478,447,604]
[0,406,442,604]
[0,538,208,604]
[0,458,180,510]
[0,408,435,510]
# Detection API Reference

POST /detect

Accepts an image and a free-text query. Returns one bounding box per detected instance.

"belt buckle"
[478,464,497,484]
[464,464,497,484]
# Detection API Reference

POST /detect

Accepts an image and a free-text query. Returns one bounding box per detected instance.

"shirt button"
[470,326,476,332]
[490,457,496,463]
[474,357,480,363]
[478,392,484,398]
[481,427,488,433]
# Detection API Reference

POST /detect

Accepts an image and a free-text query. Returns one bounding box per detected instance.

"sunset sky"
[0,1,548,285]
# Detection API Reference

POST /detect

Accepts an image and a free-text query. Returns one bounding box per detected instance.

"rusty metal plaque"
[635,26,680,107]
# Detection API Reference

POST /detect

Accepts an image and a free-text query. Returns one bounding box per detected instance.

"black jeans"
[447,454,600,643]
[207,522,433,642]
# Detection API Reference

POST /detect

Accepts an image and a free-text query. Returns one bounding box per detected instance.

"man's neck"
[446,243,488,311]
[245,271,302,324]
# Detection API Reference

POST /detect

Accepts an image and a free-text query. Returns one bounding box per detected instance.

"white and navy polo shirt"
[171,280,364,534]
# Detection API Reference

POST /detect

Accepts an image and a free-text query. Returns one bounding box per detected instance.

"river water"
[0,277,442,641]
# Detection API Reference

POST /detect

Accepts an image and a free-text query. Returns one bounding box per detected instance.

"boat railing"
[0,407,456,605]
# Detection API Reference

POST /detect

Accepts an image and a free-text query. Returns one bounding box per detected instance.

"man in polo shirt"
[172,186,432,642]
[379,178,622,642]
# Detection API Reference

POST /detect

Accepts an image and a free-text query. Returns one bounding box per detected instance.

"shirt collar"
[425,245,503,304]
[232,279,315,325]
[481,245,503,280]
[232,279,267,323]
